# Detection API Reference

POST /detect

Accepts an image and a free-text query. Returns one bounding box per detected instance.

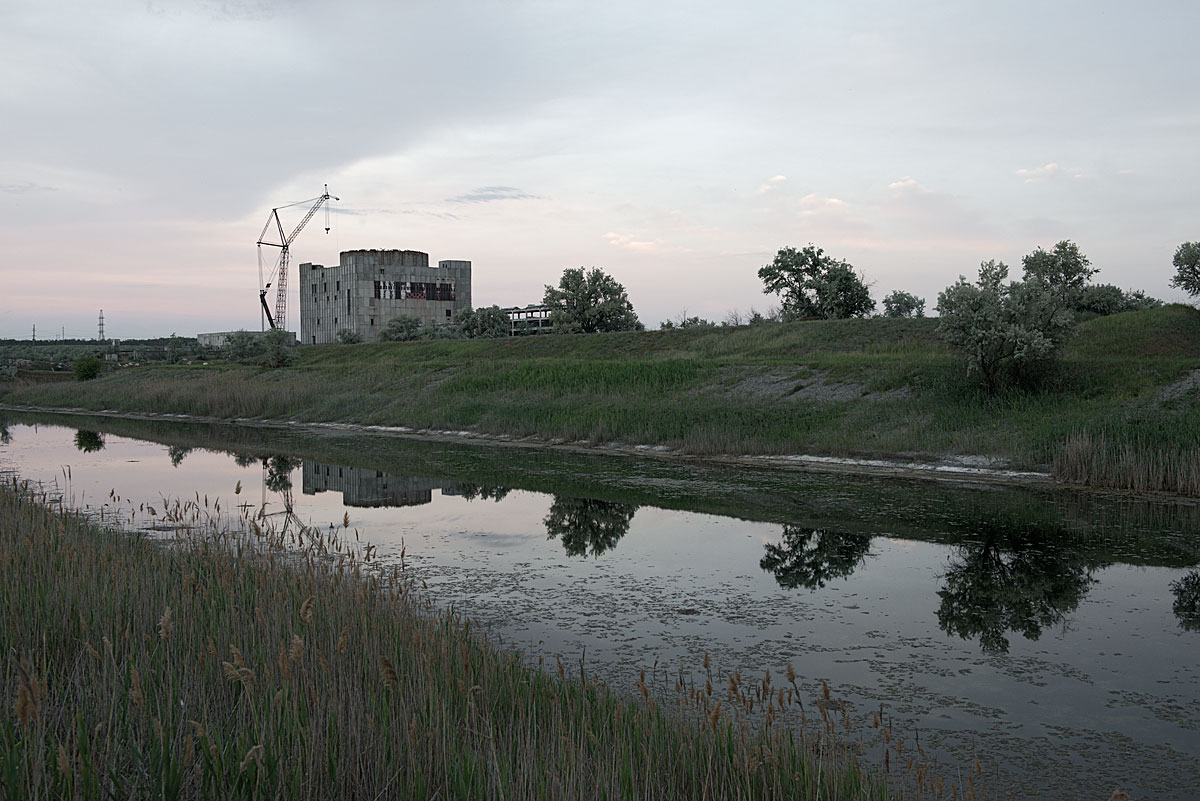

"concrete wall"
[197,330,295,348]
[299,250,472,344]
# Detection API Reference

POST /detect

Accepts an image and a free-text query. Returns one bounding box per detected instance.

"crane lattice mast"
[256,184,338,330]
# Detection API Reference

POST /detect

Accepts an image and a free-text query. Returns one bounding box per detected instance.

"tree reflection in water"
[167,445,192,467]
[1171,571,1200,632]
[74,430,105,452]
[232,452,259,469]
[936,526,1102,653]
[265,456,300,494]
[0,420,10,445]
[457,484,512,502]
[544,496,637,558]
[759,527,873,590]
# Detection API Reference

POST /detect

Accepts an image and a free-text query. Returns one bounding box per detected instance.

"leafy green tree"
[456,306,510,338]
[759,527,872,590]
[935,526,1101,653]
[261,328,294,367]
[1171,241,1200,298]
[543,267,642,333]
[882,290,926,318]
[378,315,422,342]
[1021,240,1097,309]
[74,430,105,452]
[937,244,1094,392]
[758,244,875,320]
[166,333,184,364]
[226,330,263,361]
[72,356,104,381]
[335,329,363,344]
[544,496,638,558]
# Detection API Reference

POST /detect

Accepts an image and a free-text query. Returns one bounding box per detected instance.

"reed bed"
[0,479,912,800]
[1053,427,1200,496]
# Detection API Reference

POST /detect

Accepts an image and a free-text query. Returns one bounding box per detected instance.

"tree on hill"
[543,267,642,333]
[1171,242,1200,299]
[455,305,510,338]
[937,240,1096,392]
[758,244,874,320]
[881,290,925,318]
[378,315,422,342]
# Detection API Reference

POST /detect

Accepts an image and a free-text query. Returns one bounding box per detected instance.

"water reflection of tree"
[759,527,873,590]
[544,496,637,558]
[167,445,192,467]
[265,456,300,494]
[457,484,512,502]
[936,527,1101,653]
[74,430,105,452]
[0,420,10,445]
[232,452,259,468]
[1171,571,1200,632]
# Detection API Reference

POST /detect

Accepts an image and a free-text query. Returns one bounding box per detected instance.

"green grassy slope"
[3,306,1198,492]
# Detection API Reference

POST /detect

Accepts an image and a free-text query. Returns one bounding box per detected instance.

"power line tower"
[98,310,105,341]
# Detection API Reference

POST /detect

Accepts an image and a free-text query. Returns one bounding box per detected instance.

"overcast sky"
[2,0,1198,339]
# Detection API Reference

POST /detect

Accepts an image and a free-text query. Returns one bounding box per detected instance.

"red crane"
[256,184,338,330]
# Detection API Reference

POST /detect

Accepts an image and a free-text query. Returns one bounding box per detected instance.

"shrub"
[336,329,363,344]
[72,356,104,381]
[378,315,422,342]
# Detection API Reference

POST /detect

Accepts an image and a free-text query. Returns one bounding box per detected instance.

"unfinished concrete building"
[299,249,472,345]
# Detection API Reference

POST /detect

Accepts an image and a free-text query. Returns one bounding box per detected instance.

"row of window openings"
[314,309,452,327]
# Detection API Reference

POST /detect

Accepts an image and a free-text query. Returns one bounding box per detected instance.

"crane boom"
[256,184,338,331]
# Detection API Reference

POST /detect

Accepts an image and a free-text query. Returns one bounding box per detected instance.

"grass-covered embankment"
[3,305,1198,494]
[0,479,893,800]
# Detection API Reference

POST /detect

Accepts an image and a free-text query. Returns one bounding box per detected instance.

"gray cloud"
[0,182,56,194]
[445,187,540,204]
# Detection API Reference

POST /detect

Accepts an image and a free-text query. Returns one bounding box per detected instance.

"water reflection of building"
[302,461,461,508]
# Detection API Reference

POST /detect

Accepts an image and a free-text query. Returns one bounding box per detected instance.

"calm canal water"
[1,414,1198,800]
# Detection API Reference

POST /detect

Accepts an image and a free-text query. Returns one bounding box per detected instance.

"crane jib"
[256,185,337,331]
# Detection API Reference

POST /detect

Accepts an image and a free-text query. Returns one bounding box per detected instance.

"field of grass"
[0,479,921,800]
[3,306,1198,494]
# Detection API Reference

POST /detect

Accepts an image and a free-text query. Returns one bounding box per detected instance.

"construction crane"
[256,184,338,330]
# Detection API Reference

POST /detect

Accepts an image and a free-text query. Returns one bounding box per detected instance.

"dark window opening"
[445,309,452,318]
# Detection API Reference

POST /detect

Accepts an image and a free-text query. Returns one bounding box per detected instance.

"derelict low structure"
[299,249,471,344]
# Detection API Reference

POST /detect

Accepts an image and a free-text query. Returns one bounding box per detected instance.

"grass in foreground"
[0,480,906,800]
